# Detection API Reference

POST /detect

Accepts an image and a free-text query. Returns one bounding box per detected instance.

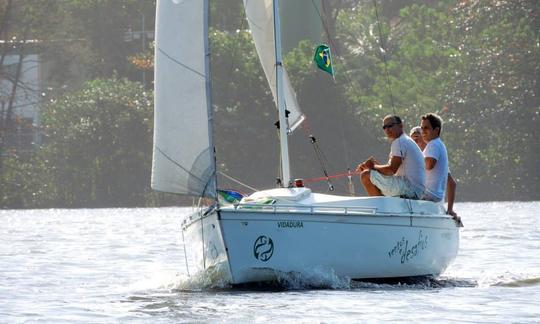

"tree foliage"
[335,0,539,199]
[0,0,68,172]
[445,0,540,196]
[1,0,538,208]
[1,78,153,208]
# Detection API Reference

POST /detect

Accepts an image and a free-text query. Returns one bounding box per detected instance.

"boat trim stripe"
[224,205,451,219]
[218,217,456,230]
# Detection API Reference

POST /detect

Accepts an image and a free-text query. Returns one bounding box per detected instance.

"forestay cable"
[372,0,397,115]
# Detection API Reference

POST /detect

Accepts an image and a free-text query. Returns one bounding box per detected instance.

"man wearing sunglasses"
[356,115,425,199]
[421,113,458,218]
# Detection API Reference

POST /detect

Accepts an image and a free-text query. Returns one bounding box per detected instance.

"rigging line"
[300,119,333,174]
[372,0,396,115]
[310,0,338,56]
[370,2,407,183]
[301,119,333,168]
[217,170,259,192]
[314,135,332,170]
[311,137,330,175]
[309,0,355,170]
[181,225,191,277]
[157,47,205,78]
[303,169,360,183]
[303,127,334,190]
[199,202,206,271]
[372,0,404,168]
[155,146,207,185]
[310,0,342,93]
[309,0,361,94]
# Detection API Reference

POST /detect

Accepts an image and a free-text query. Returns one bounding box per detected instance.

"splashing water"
[1,202,539,322]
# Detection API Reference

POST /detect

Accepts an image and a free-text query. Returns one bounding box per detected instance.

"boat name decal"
[387,230,428,264]
[253,235,274,262]
[277,220,303,228]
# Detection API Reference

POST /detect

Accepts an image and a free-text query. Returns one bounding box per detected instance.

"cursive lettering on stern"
[387,231,428,264]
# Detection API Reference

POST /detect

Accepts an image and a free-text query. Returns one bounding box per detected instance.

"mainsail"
[152,0,216,197]
[243,0,305,132]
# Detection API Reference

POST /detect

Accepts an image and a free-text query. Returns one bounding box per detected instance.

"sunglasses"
[382,123,397,130]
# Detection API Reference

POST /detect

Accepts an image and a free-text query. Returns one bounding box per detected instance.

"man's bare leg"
[360,170,383,196]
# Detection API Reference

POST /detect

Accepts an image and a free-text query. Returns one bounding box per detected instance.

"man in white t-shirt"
[421,113,457,217]
[356,115,425,199]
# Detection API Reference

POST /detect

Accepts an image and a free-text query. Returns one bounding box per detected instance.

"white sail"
[152,0,216,197]
[243,0,305,132]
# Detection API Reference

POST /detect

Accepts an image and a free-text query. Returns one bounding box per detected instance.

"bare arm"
[446,174,457,217]
[356,155,401,176]
[373,155,402,176]
[425,157,437,170]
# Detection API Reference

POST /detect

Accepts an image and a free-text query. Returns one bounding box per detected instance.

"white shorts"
[421,191,443,202]
[370,170,423,199]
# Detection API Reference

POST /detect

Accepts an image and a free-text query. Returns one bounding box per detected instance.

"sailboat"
[152,0,460,284]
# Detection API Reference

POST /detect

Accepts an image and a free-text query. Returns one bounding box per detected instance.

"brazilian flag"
[314,44,334,77]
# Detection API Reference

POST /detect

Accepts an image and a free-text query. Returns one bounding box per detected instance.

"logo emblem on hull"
[253,235,274,262]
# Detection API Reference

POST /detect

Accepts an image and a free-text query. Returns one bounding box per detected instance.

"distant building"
[1,27,155,155]
[1,50,43,154]
[123,28,154,43]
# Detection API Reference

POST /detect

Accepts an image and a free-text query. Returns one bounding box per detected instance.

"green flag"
[314,44,334,76]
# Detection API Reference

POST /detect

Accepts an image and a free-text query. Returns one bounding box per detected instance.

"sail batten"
[152,0,216,198]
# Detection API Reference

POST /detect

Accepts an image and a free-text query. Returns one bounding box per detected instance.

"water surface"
[1,202,539,322]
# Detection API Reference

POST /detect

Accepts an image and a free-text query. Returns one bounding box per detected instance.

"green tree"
[209,28,283,191]
[1,0,158,208]
[36,77,153,207]
[60,0,155,81]
[336,0,539,199]
[338,3,459,126]
[445,0,540,198]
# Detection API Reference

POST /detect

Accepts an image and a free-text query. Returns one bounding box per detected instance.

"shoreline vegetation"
[1,1,538,209]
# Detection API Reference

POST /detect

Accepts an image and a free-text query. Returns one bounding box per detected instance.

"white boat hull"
[182,192,460,285]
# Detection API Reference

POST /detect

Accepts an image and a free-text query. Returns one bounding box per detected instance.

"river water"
[1,202,539,323]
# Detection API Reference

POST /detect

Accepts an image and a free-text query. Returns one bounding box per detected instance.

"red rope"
[300,119,359,185]
[303,170,360,183]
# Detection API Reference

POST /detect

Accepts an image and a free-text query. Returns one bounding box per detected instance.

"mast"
[204,0,218,200]
[273,0,291,187]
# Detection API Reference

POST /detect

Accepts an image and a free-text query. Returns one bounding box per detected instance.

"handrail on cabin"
[226,203,450,218]
[231,203,377,215]
[181,204,455,229]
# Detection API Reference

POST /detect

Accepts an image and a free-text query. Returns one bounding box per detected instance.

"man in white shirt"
[421,113,457,217]
[356,115,425,199]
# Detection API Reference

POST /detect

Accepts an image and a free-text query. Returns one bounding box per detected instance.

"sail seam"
[155,146,206,186]
[157,47,205,78]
